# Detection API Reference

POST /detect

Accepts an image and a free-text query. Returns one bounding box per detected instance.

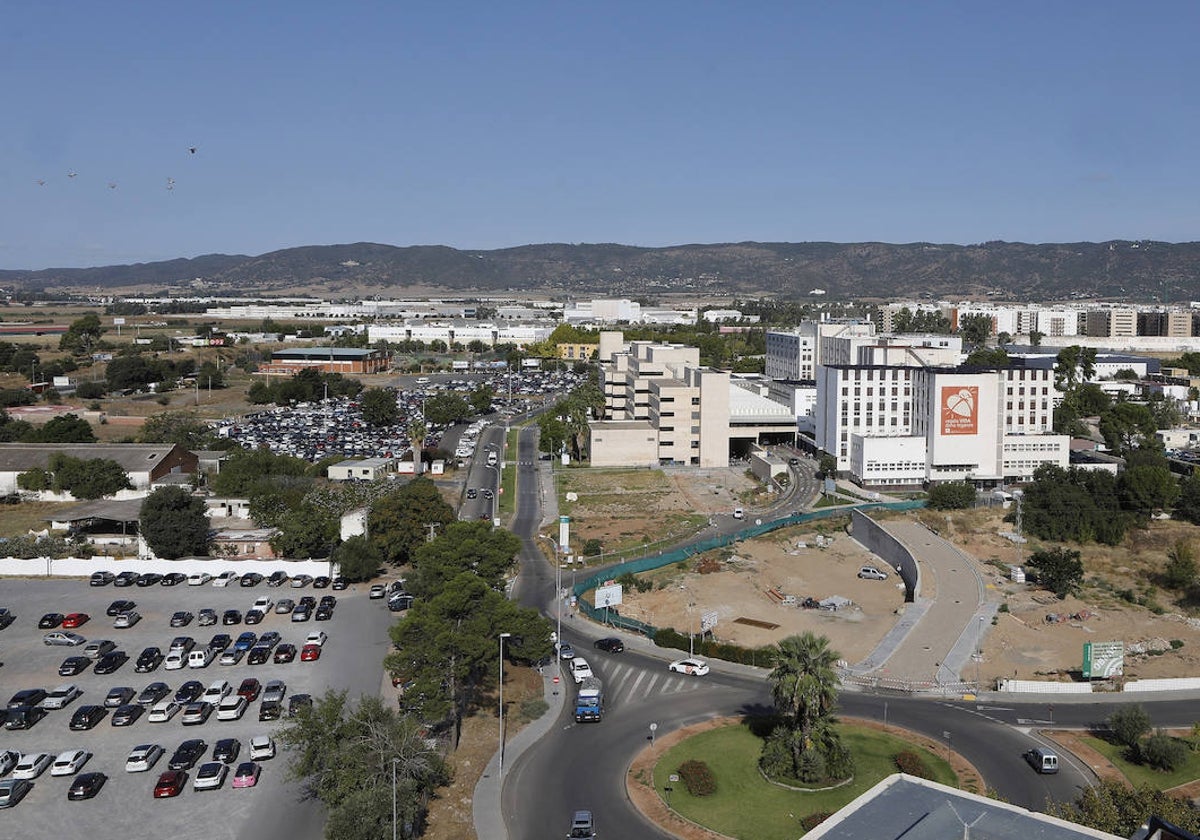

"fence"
[572,500,925,637]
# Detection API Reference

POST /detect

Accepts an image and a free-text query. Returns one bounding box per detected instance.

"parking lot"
[0,575,396,839]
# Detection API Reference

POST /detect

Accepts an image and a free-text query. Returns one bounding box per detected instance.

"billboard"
[1082,641,1124,679]
[940,386,979,436]
[595,584,622,608]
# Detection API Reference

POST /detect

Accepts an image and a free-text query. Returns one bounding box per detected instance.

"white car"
[668,658,711,677]
[248,736,275,761]
[40,684,83,710]
[212,571,240,587]
[369,584,387,599]
[164,650,187,670]
[216,695,248,721]
[12,752,53,779]
[193,761,229,790]
[304,630,328,648]
[252,596,274,613]
[50,749,90,776]
[202,679,231,704]
[570,657,594,684]
[0,750,19,775]
[147,700,181,723]
[188,572,213,586]
[125,743,164,772]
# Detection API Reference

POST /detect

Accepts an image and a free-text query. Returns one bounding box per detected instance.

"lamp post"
[392,757,400,840]
[498,632,512,777]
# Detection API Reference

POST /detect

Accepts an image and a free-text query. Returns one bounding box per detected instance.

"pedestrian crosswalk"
[590,660,707,708]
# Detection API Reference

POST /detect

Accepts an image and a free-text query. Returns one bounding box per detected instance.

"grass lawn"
[1080,733,1200,789]
[0,501,74,538]
[651,721,955,840]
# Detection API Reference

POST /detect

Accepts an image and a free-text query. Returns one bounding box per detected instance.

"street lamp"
[498,632,512,777]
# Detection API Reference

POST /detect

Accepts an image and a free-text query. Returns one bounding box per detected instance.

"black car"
[312,576,331,589]
[160,573,187,586]
[170,611,194,628]
[287,694,313,718]
[69,704,108,730]
[213,738,241,764]
[111,703,143,726]
[0,608,13,630]
[106,599,136,617]
[137,682,171,706]
[299,596,316,609]
[239,573,264,588]
[136,573,163,587]
[244,609,265,625]
[222,609,242,626]
[267,571,289,588]
[59,656,91,677]
[319,595,337,608]
[315,605,333,621]
[207,634,232,653]
[168,739,208,771]
[247,646,271,666]
[39,612,65,629]
[67,771,107,800]
[174,680,205,704]
[331,577,349,591]
[89,571,115,586]
[94,651,129,675]
[8,688,47,709]
[594,637,625,653]
[258,701,282,721]
[113,571,139,587]
[3,705,46,730]
[135,646,164,673]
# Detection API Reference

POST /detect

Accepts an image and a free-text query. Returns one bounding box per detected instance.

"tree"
[1117,464,1179,517]
[1046,779,1200,836]
[1028,330,1044,347]
[927,481,975,510]
[1099,402,1158,457]
[1141,730,1188,771]
[139,411,214,448]
[1164,540,1197,591]
[765,633,843,781]
[537,413,568,456]
[47,454,132,499]
[1108,704,1151,748]
[958,313,993,345]
[963,346,1010,367]
[0,409,33,442]
[332,536,382,582]
[212,449,311,496]
[406,417,427,476]
[409,520,521,598]
[1027,546,1084,599]
[25,413,95,443]
[468,385,494,415]
[270,505,338,558]
[59,313,105,355]
[140,486,210,559]
[422,392,470,426]
[818,453,837,478]
[279,690,447,840]
[1175,472,1200,525]
[368,478,455,567]
[360,387,400,427]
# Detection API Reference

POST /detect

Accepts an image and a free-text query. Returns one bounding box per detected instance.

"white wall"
[0,555,334,579]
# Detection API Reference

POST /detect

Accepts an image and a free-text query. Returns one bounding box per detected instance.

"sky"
[3,2,1199,269]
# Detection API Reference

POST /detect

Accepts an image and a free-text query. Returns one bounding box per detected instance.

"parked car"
[160,572,187,586]
[233,631,258,652]
[248,735,275,761]
[103,686,135,708]
[287,694,313,718]
[261,680,286,704]
[68,771,107,800]
[61,613,89,629]
[4,706,47,730]
[222,609,242,626]
[147,701,181,723]
[106,599,136,617]
[114,571,139,587]
[136,646,164,672]
[182,702,214,726]
[290,574,313,589]
[169,636,196,654]
[42,684,83,710]
[857,565,889,580]
[258,701,282,721]
[111,703,144,726]
[194,761,228,790]
[207,633,232,653]
[244,609,265,625]
[170,611,194,628]
[113,611,141,628]
[213,738,241,763]
[216,695,247,721]
[8,688,47,710]
[219,648,245,666]
[69,705,108,730]
[331,577,349,590]
[125,743,165,772]
[83,639,116,659]
[274,598,296,615]
[174,681,205,704]
[59,656,91,676]
[267,571,289,587]
[136,573,163,587]
[44,630,87,647]
[239,572,265,588]
[212,571,239,587]
[89,571,116,586]
[300,644,321,661]
[137,682,171,706]
[11,752,53,779]
[50,749,91,776]
[313,576,331,589]
[154,769,187,797]
[232,761,261,788]
[197,608,218,626]
[163,651,186,670]
[188,572,213,586]
[273,644,297,664]
[369,584,386,599]
[168,739,208,771]
[39,612,64,629]
[94,651,129,675]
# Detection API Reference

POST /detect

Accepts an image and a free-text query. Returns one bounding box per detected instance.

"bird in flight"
[67,171,77,178]
[166,177,175,191]
[36,179,45,186]
[189,147,196,154]
[108,182,117,190]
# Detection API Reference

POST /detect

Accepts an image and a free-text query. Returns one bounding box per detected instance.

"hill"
[2,239,1197,301]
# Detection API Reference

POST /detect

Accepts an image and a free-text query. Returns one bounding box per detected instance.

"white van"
[486,451,498,467]
[187,647,215,669]
[1023,747,1059,774]
[732,508,744,520]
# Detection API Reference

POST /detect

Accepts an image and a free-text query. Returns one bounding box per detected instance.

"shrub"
[582,538,602,557]
[800,812,833,831]
[518,698,549,722]
[677,759,716,796]
[75,381,107,400]
[1110,705,1152,749]
[894,750,933,779]
[1142,731,1188,772]
[1171,639,1185,650]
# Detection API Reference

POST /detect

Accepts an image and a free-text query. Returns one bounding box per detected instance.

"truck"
[574,677,603,723]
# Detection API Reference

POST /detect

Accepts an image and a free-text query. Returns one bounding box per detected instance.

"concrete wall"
[0,555,334,579]
[849,509,918,602]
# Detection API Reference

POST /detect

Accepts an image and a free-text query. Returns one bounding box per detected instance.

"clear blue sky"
[3,2,1198,269]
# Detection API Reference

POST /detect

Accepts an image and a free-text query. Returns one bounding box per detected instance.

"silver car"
[43,630,87,647]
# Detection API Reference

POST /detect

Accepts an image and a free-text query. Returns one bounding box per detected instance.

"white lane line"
[621,670,648,704]
[643,674,662,697]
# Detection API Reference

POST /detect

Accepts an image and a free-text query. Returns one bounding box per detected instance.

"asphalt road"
[459,424,505,522]
[0,577,394,839]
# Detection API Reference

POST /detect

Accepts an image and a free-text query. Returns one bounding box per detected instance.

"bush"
[927,481,976,510]
[582,538,602,557]
[652,626,776,667]
[894,750,933,779]
[75,381,107,400]
[1110,705,1152,749]
[1171,639,1185,650]
[800,812,833,831]
[518,698,549,722]
[677,759,716,796]
[1142,731,1189,772]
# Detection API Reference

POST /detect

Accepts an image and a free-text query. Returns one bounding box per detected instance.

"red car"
[300,644,321,662]
[237,678,261,702]
[154,769,186,798]
[62,613,90,629]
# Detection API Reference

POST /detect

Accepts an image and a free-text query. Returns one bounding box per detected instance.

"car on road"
[0,779,33,809]
[568,810,596,839]
[39,612,65,629]
[41,684,83,710]
[232,761,261,788]
[369,584,386,599]
[557,642,575,660]
[300,644,321,662]
[466,488,477,499]
[44,630,87,646]
[69,705,107,730]
[50,749,90,776]
[103,686,135,708]
[61,612,89,629]
[857,565,889,580]
[170,611,194,628]
[570,658,594,684]
[168,739,208,771]
[125,743,165,772]
[148,700,181,723]
[113,610,141,628]
[273,644,297,664]
[182,702,214,725]
[68,771,107,800]
[194,761,228,790]
[188,572,213,586]
[89,571,116,586]
[160,572,187,586]
[248,735,275,761]
[136,646,164,672]
[175,681,205,704]
[197,608,218,626]
[83,639,116,659]
[12,752,53,779]
[594,637,625,653]
[106,599,136,617]
[111,703,144,726]
[668,658,710,676]
[137,682,171,706]
[94,651,129,675]
[59,655,91,676]
[154,769,187,797]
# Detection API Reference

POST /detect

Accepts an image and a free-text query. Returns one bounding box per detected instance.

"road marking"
[621,670,647,703]
[643,674,662,696]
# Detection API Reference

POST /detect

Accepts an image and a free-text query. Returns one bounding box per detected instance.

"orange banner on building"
[940,386,979,435]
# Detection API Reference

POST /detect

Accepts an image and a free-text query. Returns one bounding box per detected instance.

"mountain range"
[2,240,1197,301]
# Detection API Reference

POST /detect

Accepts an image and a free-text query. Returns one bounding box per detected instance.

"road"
[459,424,505,522]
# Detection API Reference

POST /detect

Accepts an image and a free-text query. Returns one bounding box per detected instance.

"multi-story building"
[764,322,875,381]
[260,347,389,375]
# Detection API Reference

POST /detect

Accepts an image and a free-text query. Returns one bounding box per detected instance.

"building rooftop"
[0,443,183,473]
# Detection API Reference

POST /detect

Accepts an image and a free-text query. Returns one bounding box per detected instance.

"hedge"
[653,627,777,668]
[894,750,933,779]
[678,759,717,796]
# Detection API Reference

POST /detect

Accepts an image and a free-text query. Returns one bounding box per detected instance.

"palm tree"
[768,632,841,771]
[407,418,427,476]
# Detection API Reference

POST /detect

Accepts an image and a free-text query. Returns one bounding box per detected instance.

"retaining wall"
[849,509,918,602]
